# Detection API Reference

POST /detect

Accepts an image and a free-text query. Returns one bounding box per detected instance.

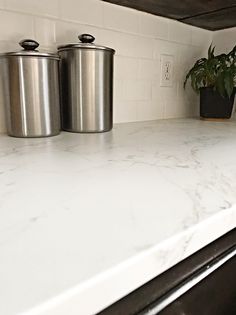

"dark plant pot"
[200,87,235,119]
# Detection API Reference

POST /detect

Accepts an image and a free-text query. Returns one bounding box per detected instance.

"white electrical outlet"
[160,54,174,87]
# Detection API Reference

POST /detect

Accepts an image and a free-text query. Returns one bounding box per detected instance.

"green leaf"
[184,43,236,96]
[224,70,234,97]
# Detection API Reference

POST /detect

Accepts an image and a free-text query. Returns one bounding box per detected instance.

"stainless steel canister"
[58,34,115,133]
[0,39,60,137]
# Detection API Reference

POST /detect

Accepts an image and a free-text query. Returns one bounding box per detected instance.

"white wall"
[0,0,212,133]
[212,27,236,53]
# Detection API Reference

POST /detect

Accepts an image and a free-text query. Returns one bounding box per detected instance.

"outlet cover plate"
[160,54,174,87]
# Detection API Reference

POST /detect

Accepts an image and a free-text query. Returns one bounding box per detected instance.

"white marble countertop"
[1,118,236,315]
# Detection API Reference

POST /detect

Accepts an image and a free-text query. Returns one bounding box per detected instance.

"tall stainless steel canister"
[0,39,60,138]
[58,34,115,133]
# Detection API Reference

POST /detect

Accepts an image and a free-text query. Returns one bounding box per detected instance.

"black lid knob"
[19,39,39,51]
[78,34,95,43]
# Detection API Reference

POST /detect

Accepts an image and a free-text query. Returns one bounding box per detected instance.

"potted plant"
[184,45,236,120]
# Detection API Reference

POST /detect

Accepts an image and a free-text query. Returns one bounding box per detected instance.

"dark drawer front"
[142,254,236,315]
[99,229,236,315]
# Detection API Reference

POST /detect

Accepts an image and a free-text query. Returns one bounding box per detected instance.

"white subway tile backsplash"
[213,27,236,53]
[5,0,59,18]
[137,100,164,121]
[135,36,154,59]
[151,83,161,101]
[100,29,119,53]
[161,83,179,119]
[138,59,159,80]
[115,56,138,80]
[110,32,139,57]
[103,30,154,59]
[0,0,213,132]
[136,101,150,121]
[164,97,179,119]
[178,45,207,86]
[124,80,152,101]
[138,12,169,39]
[56,21,102,45]
[106,31,153,59]
[114,100,137,123]
[59,0,103,26]
[114,79,124,102]
[178,83,199,117]
[164,100,177,119]
[168,20,192,45]
[103,2,139,34]
[34,18,56,48]
[153,40,180,61]
[164,81,199,119]
[191,27,212,48]
[0,40,17,52]
[0,11,34,42]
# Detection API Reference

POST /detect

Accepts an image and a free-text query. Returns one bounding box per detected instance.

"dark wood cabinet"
[99,229,236,315]
[102,0,236,30]
[144,255,236,315]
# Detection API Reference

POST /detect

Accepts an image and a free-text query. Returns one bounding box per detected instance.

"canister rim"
[57,43,115,53]
[0,51,60,59]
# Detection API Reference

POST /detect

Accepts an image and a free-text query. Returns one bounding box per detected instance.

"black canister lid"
[0,39,59,59]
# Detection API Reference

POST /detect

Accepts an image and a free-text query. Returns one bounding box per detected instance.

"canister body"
[59,48,114,133]
[1,56,60,137]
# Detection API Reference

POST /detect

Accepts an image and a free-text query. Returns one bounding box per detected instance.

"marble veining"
[0,119,236,315]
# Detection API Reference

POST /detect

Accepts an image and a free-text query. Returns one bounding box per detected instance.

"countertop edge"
[19,206,236,315]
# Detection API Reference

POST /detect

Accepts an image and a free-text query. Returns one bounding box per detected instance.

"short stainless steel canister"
[58,34,115,133]
[0,39,60,137]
